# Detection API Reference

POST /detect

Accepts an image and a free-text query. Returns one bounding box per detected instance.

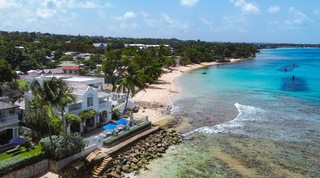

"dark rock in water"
[281,77,308,92]
[279,64,298,72]
[202,72,207,74]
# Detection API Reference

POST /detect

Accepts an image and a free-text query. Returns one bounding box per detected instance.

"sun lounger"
[6,145,20,154]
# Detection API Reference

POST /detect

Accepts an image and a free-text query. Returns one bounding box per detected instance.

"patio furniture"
[6,145,20,154]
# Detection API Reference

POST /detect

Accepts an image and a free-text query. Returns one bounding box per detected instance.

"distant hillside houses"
[124,44,170,50]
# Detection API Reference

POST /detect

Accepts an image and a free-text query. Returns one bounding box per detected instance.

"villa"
[24,75,113,133]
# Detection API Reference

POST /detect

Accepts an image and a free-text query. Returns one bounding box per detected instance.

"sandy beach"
[132,59,243,123]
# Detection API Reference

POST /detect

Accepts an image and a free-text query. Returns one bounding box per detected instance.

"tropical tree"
[116,71,145,115]
[0,59,14,83]
[28,77,68,144]
[56,85,76,145]
[102,49,131,91]
[0,81,24,104]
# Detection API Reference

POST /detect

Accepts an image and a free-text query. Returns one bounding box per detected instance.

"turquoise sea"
[140,48,320,178]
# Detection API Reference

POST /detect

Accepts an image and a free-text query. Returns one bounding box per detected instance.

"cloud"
[269,7,314,31]
[230,0,260,15]
[222,14,248,33]
[0,0,113,34]
[0,0,21,8]
[180,0,199,8]
[284,7,313,26]
[113,11,137,21]
[268,6,280,13]
[140,11,151,18]
[199,16,212,25]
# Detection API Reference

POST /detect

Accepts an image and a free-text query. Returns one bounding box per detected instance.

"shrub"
[112,109,121,120]
[39,133,86,160]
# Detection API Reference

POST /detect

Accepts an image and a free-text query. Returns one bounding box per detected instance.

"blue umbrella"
[9,138,27,145]
[115,119,128,125]
[103,123,117,130]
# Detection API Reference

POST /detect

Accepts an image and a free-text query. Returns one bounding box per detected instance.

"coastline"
[132,58,244,125]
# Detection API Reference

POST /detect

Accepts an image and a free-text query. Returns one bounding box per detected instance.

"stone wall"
[49,152,83,173]
[2,159,48,178]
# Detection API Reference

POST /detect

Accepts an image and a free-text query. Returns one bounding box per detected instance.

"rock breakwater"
[103,129,182,177]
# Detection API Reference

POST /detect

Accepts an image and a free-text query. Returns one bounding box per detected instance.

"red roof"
[60,66,85,71]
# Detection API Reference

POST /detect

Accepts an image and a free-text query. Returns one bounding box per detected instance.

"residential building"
[24,76,112,133]
[0,101,19,145]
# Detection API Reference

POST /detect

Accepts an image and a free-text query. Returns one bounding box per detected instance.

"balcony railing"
[0,115,19,125]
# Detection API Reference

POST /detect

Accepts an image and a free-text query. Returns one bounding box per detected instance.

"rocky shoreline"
[103,129,182,177]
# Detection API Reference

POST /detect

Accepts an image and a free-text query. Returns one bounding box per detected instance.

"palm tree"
[57,85,76,145]
[116,72,145,115]
[29,77,72,145]
[30,80,56,145]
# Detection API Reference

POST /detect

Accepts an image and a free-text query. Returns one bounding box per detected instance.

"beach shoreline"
[132,58,245,124]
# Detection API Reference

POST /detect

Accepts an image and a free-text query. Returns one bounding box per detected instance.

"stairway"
[91,156,113,178]
[86,149,100,163]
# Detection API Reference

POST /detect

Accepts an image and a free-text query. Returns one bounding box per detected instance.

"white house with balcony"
[0,101,19,146]
[24,75,112,134]
[66,82,112,133]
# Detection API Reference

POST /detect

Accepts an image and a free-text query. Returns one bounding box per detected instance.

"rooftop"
[67,82,89,95]
[60,66,85,71]
[0,101,19,110]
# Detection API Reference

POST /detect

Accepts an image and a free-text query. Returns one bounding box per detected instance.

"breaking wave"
[185,103,264,136]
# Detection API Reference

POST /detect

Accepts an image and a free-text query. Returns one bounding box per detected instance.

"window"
[87,97,93,107]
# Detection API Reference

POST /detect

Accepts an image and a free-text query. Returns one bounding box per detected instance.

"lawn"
[0,144,43,162]
[0,144,44,176]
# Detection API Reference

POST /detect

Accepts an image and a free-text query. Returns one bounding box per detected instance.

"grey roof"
[0,101,19,110]
[67,82,90,95]
[97,92,110,98]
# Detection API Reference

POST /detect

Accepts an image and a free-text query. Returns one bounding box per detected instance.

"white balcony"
[0,115,19,125]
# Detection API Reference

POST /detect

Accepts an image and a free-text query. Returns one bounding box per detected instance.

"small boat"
[202,72,207,74]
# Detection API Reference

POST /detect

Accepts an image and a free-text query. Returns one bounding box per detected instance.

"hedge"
[0,144,45,177]
[104,121,151,147]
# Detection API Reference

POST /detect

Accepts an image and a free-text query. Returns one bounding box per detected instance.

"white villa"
[0,101,19,146]
[24,75,112,133]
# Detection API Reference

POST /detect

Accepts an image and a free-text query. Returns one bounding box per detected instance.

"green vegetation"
[0,144,44,177]
[16,79,26,89]
[39,133,85,160]
[0,81,24,104]
[79,109,96,121]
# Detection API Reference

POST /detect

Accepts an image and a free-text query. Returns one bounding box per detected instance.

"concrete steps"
[86,149,100,163]
[91,156,112,177]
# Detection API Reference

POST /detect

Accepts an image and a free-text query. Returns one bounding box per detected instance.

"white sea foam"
[185,103,264,136]
[170,105,180,114]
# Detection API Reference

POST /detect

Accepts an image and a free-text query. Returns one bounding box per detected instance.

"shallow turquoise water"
[141,48,320,177]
